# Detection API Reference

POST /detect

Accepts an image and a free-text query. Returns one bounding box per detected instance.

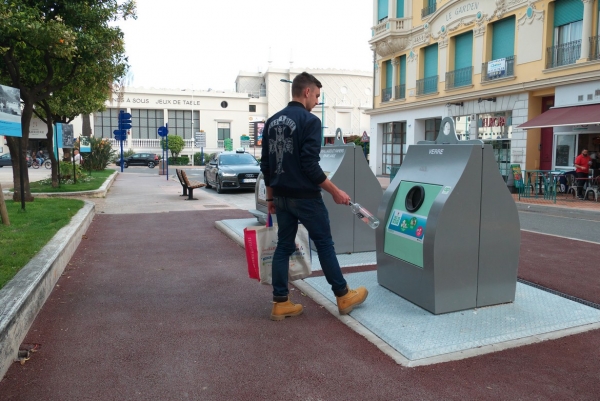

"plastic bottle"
[349,202,380,229]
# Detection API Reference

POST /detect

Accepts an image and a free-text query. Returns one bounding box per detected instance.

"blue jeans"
[272,196,347,298]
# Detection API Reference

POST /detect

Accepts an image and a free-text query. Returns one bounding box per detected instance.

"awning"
[518,103,600,130]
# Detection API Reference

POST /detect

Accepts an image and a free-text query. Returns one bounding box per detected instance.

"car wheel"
[148,161,155,168]
[123,161,128,168]
[204,172,212,189]
[216,178,224,194]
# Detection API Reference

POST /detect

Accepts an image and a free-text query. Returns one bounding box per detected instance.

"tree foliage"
[161,135,185,157]
[0,0,136,200]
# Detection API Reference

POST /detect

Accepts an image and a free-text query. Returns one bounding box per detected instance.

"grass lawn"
[0,198,85,290]
[29,169,115,193]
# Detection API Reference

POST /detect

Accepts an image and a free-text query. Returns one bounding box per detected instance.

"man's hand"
[267,201,276,215]
[320,178,350,205]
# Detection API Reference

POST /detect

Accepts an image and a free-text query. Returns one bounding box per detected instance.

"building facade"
[368,0,600,183]
[32,67,373,161]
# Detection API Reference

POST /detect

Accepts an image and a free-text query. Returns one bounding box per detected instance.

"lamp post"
[280,78,326,145]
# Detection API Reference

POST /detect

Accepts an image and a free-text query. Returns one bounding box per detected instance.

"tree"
[161,135,185,158]
[0,0,135,200]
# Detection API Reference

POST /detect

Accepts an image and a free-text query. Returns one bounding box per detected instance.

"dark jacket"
[260,101,326,198]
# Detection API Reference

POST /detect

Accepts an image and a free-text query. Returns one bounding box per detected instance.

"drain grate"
[518,278,600,310]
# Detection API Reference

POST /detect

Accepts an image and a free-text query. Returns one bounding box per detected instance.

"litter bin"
[376,117,520,314]
[158,160,167,175]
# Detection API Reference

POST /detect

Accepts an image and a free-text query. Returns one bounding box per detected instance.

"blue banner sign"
[0,84,22,137]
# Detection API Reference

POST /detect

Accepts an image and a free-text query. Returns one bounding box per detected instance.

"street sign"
[361,131,370,143]
[113,129,127,141]
[119,111,132,130]
[157,126,168,137]
[194,131,206,147]
[241,140,251,148]
[241,135,250,141]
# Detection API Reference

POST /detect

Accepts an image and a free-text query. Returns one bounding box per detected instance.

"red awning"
[518,103,600,130]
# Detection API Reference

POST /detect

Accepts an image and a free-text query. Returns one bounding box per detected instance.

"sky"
[117,0,374,91]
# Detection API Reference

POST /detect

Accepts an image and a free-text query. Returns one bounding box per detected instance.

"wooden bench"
[178,169,206,200]
[175,169,189,197]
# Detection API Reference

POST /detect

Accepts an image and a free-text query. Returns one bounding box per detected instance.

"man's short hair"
[292,72,322,98]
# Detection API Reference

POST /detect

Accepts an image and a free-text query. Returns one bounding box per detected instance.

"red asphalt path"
[1,210,599,400]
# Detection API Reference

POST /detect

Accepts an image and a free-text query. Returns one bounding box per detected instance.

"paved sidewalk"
[0,173,599,400]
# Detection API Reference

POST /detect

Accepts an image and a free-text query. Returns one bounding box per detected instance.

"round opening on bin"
[405,185,425,213]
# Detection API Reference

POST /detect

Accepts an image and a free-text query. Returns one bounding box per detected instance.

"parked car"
[0,153,33,168]
[117,153,159,168]
[204,149,260,193]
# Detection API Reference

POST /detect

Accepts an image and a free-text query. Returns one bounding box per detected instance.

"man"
[74,149,82,164]
[260,72,368,321]
[574,149,591,199]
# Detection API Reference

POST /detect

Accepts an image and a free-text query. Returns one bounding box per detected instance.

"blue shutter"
[454,31,473,70]
[492,16,515,60]
[396,0,404,18]
[378,0,389,21]
[385,60,393,89]
[399,55,406,85]
[554,0,584,27]
[424,44,438,78]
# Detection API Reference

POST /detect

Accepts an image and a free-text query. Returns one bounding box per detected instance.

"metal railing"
[131,139,161,148]
[591,35,600,60]
[382,87,392,102]
[416,76,438,95]
[546,39,581,69]
[217,140,224,148]
[445,66,473,89]
[421,3,436,18]
[481,55,515,82]
[371,18,412,39]
[394,84,406,100]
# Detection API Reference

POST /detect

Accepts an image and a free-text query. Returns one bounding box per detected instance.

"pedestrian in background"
[574,149,591,199]
[260,72,368,321]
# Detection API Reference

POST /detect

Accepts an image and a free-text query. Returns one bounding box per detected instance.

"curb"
[0,201,95,380]
[2,171,118,199]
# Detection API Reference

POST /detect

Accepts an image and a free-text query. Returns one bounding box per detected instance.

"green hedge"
[168,156,189,165]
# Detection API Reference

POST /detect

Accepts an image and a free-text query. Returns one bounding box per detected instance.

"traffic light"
[119,110,132,130]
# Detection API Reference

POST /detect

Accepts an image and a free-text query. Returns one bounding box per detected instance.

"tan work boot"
[271,297,303,321]
[336,286,368,315]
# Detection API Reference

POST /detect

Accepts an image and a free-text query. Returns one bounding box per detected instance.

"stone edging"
[0,201,95,380]
[2,171,118,199]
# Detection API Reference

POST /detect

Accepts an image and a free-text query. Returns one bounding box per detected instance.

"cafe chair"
[566,174,578,198]
[584,177,599,202]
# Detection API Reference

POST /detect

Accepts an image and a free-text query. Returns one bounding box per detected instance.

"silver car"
[204,150,260,193]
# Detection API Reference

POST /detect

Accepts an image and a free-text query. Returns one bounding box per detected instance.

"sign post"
[194,131,206,165]
[0,84,24,209]
[158,125,169,179]
[240,135,250,150]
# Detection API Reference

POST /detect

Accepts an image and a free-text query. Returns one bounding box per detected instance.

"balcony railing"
[546,39,581,69]
[481,55,515,82]
[394,84,406,100]
[416,76,438,95]
[131,138,161,148]
[382,87,392,102]
[591,36,600,60]
[421,3,436,18]
[217,140,224,148]
[445,66,473,89]
[370,18,412,40]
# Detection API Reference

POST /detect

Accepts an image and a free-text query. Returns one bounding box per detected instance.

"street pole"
[321,92,325,146]
[191,87,194,166]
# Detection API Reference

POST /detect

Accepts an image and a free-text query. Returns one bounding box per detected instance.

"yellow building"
[368,0,600,186]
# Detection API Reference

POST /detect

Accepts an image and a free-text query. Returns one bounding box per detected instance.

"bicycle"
[32,158,51,169]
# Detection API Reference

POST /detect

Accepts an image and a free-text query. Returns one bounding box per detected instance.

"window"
[94,108,124,138]
[548,0,583,67]
[417,44,438,95]
[491,16,515,60]
[396,55,406,99]
[421,0,436,18]
[383,59,393,101]
[378,0,388,23]
[167,110,199,139]
[396,0,404,18]
[424,118,441,141]
[131,109,164,139]
[448,31,473,89]
[249,105,256,112]
[221,101,228,108]
[382,122,406,175]
[218,122,230,140]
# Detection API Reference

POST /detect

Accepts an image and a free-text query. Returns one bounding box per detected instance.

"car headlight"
[221,172,237,177]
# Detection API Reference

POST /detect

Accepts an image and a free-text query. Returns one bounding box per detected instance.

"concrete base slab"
[303,271,600,366]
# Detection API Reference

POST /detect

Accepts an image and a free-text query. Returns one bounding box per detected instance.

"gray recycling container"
[376,117,520,314]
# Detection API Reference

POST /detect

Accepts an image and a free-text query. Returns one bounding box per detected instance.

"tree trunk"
[45,119,59,187]
[82,113,92,137]
[6,102,34,202]
[0,183,10,226]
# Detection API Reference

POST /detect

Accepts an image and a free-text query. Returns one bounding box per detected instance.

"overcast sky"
[117,0,374,91]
